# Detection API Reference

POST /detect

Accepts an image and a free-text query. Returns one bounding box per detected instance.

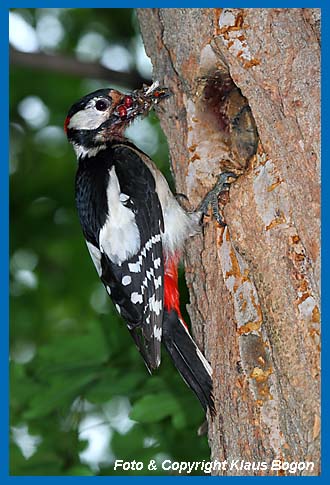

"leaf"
[23,373,97,420]
[36,321,110,372]
[10,442,62,476]
[65,466,94,476]
[130,392,180,423]
[86,368,146,403]
[111,427,160,467]
[10,363,42,417]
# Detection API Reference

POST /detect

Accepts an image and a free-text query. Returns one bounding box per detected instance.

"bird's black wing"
[76,144,164,371]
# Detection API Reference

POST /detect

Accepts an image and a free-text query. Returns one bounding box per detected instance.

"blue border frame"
[5,1,324,482]
[2,1,9,481]
[5,2,326,7]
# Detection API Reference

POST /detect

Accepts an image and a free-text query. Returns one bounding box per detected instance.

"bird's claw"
[198,172,237,226]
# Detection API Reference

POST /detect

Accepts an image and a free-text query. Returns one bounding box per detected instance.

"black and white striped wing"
[86,145,165,371]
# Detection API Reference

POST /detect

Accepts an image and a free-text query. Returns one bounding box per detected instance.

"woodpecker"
[65,82,235,416]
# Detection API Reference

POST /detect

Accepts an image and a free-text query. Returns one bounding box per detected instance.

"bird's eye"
[95,99,109,111]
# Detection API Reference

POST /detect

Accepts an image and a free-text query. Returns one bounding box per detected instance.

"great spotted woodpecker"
[65,82,236,416]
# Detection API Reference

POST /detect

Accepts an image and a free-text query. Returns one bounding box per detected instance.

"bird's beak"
[111,82,172,125]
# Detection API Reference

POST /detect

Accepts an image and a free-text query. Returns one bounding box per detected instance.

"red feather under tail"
[162,253,215,415]
[164,254,187,329]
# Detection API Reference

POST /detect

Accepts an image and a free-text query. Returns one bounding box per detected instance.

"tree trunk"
[137,8,320,476]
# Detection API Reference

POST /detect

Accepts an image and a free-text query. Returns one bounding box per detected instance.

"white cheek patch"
[68,104,109,131]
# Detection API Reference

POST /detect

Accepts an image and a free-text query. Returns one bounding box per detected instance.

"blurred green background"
[10,8,209,476]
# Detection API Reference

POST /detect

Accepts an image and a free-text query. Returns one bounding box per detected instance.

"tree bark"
[137,8,320,476]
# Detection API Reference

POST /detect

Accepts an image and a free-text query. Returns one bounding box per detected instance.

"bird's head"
[64,82,171,158]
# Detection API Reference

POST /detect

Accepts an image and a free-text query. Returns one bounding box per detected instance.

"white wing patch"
[99,166,140,265]
[153,326,162,341]
[148,294,162,316]
[119,193,130,203]
[128,261,142,273]
[154,275,162,289]
[122,275,132,286]
[131,292,143,304]
[126,234,162,275]
[86,241,102,276]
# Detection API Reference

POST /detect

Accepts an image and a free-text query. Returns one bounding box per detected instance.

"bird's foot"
[198,172,238,226]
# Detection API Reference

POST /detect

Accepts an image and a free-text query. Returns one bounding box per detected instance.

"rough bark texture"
[137,8,320,476]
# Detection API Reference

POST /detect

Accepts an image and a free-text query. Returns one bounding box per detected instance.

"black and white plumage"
[65,84,215,415]
[75,144,164,369]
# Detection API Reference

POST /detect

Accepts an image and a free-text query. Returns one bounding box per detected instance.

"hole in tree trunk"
[196,70,259,173]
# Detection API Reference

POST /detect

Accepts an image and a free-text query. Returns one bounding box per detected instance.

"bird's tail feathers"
[162,309,215,416]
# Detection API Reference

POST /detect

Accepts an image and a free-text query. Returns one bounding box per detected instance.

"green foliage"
[10,8,210,476]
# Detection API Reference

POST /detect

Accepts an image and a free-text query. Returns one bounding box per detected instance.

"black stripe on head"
[66,89,112,119]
